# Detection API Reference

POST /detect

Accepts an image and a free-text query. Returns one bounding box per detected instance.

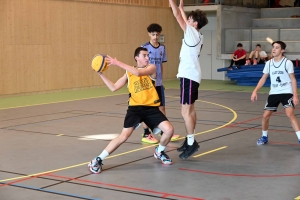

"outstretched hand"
[106,55,118,66]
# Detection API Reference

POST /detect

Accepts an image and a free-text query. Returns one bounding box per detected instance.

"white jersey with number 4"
[263,57,294,94]
[177,24,203,84]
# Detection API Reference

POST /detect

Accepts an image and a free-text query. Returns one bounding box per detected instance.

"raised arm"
[106,55,156,77]
[179,0,188,24]
[169,0,187,31]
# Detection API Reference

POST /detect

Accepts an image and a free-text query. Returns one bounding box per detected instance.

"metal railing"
[176,0,269,8]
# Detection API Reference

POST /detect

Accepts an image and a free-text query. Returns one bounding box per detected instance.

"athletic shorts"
[179,78,200,105]
[124,106,168,130]
[264,93,294,112]
[155,86,165,106]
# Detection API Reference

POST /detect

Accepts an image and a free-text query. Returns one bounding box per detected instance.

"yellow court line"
[166,97,238,141]
[0,98,237,183]
[0,145,157,183]
[193,146,228,158]
[166,87,270,94]
[0,93,128,111]
[56,134,64,136]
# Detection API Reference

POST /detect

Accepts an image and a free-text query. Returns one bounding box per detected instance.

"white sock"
[296,131,300,140]
[262,130,268,137]
[98,150,109,160]
[187,134,194,145]
[157,144,165,153]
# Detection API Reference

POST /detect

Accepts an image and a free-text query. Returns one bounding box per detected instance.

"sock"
[157,144,165,153]
[98,150,109,160]
[296,131,300,140]
[262,130,268,137]
[187,134,194,145]
[144,128,150,136]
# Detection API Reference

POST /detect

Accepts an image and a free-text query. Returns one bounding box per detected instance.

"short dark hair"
[134,47,148,61]
[237,43,243,47]
[187,9,208,30]
[272,41,286,50]
[256,44,261,47]
[147,23,162,33]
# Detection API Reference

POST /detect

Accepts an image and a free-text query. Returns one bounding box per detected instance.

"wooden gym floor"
[0,80,300,200]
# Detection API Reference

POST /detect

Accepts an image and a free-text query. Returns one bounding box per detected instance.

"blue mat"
[218,64,300,86]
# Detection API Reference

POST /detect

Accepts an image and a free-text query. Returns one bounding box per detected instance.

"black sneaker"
[177,137,188,152]
[179,140,200,159]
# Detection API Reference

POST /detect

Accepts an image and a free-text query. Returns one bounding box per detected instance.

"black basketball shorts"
[124,106,168,130]
[264,93,294,112]
[179,77,200,105]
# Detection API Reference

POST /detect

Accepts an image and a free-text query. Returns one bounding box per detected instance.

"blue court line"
[0,182,101,200]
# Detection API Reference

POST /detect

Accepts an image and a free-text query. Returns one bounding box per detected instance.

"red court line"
[226,108,300,128]
[179,168,300,178]
[0,173,50,188]
[269,141,300,146]
[225,125,295,134]
[45,173,204,200]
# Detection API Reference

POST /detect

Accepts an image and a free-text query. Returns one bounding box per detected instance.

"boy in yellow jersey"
[88,47,174,174]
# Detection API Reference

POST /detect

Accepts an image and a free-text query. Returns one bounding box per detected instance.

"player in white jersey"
[140,23,180,144]
[251,41,300,145]
[169,0,208,159]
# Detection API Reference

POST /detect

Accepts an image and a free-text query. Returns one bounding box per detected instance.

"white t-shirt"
[177,24,203,83]
[263,57,294,94]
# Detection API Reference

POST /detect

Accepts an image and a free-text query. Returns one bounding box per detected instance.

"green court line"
[0,79,275,110]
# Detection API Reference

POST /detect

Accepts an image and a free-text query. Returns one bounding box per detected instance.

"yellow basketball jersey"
[126,68,160,106]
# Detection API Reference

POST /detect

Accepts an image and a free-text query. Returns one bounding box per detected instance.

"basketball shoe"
[88,157,103,174]
[154,147,172,165]
[142,134,158,144]
[177,137,188,152]
[257,136,268,145]
[179,140,200,159]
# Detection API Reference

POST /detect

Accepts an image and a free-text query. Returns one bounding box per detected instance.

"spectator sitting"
[245,44,268,65]
[228,43,246,70]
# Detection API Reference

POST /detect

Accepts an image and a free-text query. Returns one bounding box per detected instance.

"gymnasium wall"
[0,0,183,96]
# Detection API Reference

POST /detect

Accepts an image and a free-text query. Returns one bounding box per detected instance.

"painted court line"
[179,168,300,178]
[193,146,227,158]
[0,145,158,183]
[0,182,100,200]
[0,174,42,188]
[0,92,128,111]
[0,99,237,183]
[45,173,204,200]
